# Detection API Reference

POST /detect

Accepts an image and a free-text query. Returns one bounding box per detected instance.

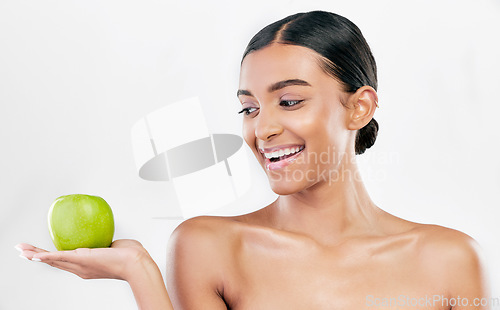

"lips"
[258,145,305,171]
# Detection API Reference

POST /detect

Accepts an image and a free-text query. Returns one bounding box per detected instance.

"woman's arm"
[126,251,173,310]
[166,217,231,309]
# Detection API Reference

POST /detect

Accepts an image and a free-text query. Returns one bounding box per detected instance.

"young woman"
[17,10,489,309]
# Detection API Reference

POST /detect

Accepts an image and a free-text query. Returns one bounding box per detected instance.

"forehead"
[239,43,326,89]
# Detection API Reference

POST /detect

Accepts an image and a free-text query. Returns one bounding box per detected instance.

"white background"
[1,0,499,309]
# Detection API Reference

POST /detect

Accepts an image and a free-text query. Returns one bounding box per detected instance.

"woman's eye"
[238,107,258,115]
[280,100,304,107]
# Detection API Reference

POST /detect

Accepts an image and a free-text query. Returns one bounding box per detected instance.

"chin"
[267,178,308,196]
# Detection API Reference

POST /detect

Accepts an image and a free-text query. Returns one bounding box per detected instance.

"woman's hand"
[15,239,149,282]
[17,240,174,309]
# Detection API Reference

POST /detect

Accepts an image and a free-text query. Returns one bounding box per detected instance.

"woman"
[17,10,489,309]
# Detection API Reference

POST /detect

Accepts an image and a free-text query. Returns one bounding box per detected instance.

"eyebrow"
[237,79,311,98]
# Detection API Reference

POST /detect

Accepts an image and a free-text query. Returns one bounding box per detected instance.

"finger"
[15,243,50,260]
[33,249,80,263]
[15,243,49,253]
[111,239,143,248]
[32,257,89,279]
[33,252,102,280]
[28,251,83,273]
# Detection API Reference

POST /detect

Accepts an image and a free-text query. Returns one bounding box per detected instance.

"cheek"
[297,105,348,152]
[242,121,255,147]
[288,107,332,141]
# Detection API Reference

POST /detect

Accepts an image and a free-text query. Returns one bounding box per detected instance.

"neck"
[271,157,383,246]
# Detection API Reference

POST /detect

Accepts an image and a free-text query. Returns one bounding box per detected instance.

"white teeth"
[264,146,303,159]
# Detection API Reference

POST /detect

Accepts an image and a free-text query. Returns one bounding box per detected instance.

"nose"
[254,106,283,141]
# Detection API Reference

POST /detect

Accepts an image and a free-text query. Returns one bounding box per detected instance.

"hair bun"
[355,118,378,155]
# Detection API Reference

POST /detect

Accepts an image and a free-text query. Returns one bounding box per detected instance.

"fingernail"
[32,257,41,262]
[14,245,22,253]
[19,254,29,260]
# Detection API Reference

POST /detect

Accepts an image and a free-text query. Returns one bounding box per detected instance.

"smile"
[259,145,305,171]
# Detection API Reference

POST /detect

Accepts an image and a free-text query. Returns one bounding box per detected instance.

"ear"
[345,86,378,130]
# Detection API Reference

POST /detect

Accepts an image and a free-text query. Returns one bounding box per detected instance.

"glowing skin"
[238,43,354,196]
[17,43,489,310]
[166,44,489,309]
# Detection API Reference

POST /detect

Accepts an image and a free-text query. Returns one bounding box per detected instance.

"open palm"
[16,239,148,281]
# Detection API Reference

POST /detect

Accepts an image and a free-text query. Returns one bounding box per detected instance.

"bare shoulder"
[171,215,236,235]
[412,223,482,261]
[382,211,482,262]
[166,212,278,276]
[408,223,487,286]
[168,215,241,257]
[166,215,245,308]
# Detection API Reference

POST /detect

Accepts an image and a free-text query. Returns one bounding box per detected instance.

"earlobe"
[346,86,378,130]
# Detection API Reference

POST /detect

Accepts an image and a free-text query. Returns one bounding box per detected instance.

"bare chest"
[223,234,447,310]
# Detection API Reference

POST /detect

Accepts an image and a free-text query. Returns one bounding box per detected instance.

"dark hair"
[241,11,379,155]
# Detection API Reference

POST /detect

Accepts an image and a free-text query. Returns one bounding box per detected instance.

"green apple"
[48,194,114,251]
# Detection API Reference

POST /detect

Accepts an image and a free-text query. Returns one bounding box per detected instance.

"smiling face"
[238,43,358,195]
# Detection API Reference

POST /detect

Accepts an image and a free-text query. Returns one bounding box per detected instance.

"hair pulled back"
[241,11,379,155]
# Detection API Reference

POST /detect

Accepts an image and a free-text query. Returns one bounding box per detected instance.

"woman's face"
[238,43,356,195]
